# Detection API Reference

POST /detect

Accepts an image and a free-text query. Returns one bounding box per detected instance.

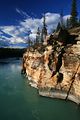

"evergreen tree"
[36,27,41,44]
[60,11,64,28]
[56,22,61,32]
[41,14,47,43]
[66,18,71,29]
[77,18,80,26]
[56,11,66,32]
[59,11,66,29]
[27,36,32,47]
[70,0,78,27]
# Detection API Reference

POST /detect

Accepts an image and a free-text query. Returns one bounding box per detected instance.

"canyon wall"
[22,28,80,104]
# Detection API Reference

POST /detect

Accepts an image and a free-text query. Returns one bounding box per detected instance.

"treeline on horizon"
[0,48,26,59]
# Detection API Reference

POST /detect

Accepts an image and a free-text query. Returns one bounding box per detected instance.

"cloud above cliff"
[0,11,70,47]
[16,8,31,18]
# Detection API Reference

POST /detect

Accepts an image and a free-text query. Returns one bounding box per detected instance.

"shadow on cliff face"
[49,48,64,84]
[22,27,79,83]
[58,28,78,45]
[48,41,65,76]
[57,73,63,83]
[47,28,78,84]
[55,48,65,73]
[47,28,78,46]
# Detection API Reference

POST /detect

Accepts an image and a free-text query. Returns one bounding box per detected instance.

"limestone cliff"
[22,28,80,104]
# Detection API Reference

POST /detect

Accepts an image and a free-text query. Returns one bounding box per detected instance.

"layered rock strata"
[22,29,80,104]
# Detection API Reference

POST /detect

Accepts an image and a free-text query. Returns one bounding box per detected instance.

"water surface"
[0,58,80,120]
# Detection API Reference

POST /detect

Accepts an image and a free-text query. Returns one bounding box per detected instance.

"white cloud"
[0,12,70,47]
[16,8,30,18]
[29,33,36,40]
[63,15,71,20]
[45,13,60,24]
[20,13,60,34]
[10,37,26,44]
[0,26,20,37]
[45,13,60,33]
[63,15,71,24]
[20,18,42,33]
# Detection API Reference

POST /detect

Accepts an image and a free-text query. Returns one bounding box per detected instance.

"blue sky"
[0,0,76,25]
[0,0,80,48]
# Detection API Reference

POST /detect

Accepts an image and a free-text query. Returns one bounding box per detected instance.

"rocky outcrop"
[22,28,80,104]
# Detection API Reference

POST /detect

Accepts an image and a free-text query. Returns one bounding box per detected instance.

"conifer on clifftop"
[70,0,78,27]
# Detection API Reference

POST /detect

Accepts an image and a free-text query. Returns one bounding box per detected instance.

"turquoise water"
[0,58,80,120]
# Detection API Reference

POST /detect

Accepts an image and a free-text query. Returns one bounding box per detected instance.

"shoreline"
[39,89,80,105]
[27,75,80,105]
[27,75,38,89]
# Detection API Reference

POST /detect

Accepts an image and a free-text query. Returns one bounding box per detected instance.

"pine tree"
[60,11,64,28]
[78,19,80,25]
[36,27,41,44]
[56,22,61,32]
[41,14,47,43]
[66,18,71,29]
[70,0,78,27]
[27,36,32,47]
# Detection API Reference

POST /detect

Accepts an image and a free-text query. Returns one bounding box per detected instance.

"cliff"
[22,28,80,104]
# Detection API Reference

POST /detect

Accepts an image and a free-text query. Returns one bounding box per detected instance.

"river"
[0,58,80,120]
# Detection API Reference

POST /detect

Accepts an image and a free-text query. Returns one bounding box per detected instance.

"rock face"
[22,28,80,104]
[22,46,52,88]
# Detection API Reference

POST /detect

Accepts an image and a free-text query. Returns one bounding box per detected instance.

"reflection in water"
[11,64,22,71]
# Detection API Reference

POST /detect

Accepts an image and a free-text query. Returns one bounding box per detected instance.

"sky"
[0,0,80,48]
